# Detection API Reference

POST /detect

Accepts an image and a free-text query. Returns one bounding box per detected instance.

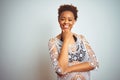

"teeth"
[64,25,69,28]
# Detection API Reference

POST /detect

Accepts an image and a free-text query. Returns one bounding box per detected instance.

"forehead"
[60,11,74,18]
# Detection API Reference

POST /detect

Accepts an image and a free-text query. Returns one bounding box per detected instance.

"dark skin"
[57,11,95,76]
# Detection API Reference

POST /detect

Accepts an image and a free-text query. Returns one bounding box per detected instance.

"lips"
[64,25,69,28]
[62,25,69,29]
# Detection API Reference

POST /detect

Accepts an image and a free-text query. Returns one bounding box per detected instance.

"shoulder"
[73,33,85,39]
[48,37,56,44]
[48,34,60,45]
[74,33,89,44]
[48,38,56,49]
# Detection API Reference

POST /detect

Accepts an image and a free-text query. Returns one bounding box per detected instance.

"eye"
[60,18,65,21]
[68,19,72,21]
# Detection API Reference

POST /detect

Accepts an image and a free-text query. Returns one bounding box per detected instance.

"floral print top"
[48,34,99,80]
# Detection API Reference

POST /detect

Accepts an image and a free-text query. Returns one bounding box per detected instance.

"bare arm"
[59,35,99,74]
[57,30,73,74]
[66,62,94,73]
[58,41,69,71]
[48,34,98,75]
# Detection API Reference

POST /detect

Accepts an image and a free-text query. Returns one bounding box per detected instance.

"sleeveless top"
[48,34,99,80]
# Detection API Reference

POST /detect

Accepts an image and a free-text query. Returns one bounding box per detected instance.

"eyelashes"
[60,18,73,21]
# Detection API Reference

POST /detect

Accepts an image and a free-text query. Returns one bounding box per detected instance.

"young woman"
[48,4,99,80]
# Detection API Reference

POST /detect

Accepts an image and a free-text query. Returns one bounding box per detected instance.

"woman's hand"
[61,30,73,43]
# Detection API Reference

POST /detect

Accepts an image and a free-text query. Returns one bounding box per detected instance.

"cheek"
[59,21,64,24]
[70,22,74,26]
[72,21,75,25]
[59,21,64,27]
[58,21,63,28]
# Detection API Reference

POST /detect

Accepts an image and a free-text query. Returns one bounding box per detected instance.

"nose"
[65,19,68,24]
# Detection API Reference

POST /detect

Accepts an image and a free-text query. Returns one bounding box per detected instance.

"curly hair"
[58,4,78,20]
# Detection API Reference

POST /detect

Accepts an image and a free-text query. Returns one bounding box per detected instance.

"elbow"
[56,61,68,75]
[56,66,67,75]
[59,63,67,72]
[58,60,68,74]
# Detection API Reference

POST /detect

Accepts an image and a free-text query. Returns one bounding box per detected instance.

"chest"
[56,39,87,63]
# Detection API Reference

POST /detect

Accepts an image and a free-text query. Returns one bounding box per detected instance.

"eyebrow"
[60,17,74,19]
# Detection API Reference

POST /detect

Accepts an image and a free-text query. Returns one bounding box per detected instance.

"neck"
[60,34,77,42]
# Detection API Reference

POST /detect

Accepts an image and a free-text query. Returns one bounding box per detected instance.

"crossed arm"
[48,35,99,75]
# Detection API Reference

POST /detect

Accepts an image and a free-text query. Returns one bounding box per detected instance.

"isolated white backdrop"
[1,0,120,80]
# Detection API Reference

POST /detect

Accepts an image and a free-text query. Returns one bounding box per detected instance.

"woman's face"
[58,11,76,31]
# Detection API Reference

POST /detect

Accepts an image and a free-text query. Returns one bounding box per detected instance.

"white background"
[1,0,120,80]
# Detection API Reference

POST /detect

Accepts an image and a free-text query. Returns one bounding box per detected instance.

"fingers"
[62,29,70,33]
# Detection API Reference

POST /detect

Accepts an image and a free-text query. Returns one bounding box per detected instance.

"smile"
[62,25,69,29]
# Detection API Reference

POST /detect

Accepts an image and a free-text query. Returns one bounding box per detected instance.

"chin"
[62,28,69,30]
